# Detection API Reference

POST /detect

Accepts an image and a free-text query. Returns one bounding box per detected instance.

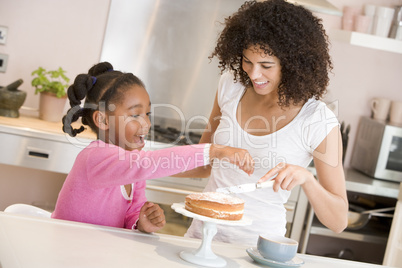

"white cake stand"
[171,202,252,268]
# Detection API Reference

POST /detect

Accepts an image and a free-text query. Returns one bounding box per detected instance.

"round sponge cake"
[185,192,244,220]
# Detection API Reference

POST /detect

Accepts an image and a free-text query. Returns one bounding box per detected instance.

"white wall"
[0,0,110,112]
[318,0,402,167]
[0,0,110,210]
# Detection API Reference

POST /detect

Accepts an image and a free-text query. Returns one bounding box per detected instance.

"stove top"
[147,124,202,145]
[145,116,205,145]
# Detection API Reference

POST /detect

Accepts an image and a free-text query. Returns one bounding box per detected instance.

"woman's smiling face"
[107,85,151,151]
[242,46,282,96]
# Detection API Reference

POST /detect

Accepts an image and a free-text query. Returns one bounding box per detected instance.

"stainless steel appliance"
[100,0,247,122]
[351,116,402,182]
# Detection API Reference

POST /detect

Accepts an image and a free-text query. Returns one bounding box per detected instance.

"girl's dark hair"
[62,62,145,137]
[211,0,332,107]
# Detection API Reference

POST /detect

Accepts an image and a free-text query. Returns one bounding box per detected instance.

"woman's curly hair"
[211,0,332,107]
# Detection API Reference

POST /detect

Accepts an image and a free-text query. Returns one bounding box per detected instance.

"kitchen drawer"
[0,132,86,174]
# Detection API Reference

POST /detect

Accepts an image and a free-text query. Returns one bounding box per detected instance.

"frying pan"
[347,206,395,230]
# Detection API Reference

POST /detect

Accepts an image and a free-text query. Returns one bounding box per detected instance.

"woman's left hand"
[137,202,166,233]
[258,163,314,192]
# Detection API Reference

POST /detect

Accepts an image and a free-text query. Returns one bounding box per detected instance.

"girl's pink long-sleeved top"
[52,140,209,229]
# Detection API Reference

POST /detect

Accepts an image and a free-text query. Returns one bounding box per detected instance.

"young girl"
[52,62,254,233]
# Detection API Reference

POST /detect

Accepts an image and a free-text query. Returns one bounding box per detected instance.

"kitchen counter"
[344,168,400,199]
[308,167,400,199]
[0,212,394,268]
[0,114,96,142]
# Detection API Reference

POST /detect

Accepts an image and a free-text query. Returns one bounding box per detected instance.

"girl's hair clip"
[91,76,97,85]
[107,68,113,72]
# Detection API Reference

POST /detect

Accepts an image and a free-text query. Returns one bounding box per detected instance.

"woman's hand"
[210,144,255,175]
[258,163,314,192]
[137,202,166,233]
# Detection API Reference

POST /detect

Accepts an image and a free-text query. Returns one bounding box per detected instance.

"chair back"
[4,203,52,218]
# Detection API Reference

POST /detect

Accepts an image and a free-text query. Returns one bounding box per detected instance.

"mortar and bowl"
[0,79,27,118]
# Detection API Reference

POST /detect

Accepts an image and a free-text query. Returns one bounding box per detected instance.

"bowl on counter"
[0,79,27,118]
[0,86,27,118]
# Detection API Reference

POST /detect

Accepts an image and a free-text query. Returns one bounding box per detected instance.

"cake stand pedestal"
[171,203,252,267]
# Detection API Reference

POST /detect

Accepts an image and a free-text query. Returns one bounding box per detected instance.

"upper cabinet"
[330,29,402,54]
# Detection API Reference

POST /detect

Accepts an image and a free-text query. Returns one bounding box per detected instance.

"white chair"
[4,203,52,218]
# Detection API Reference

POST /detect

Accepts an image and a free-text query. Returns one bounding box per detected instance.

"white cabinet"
[0,117,94,174]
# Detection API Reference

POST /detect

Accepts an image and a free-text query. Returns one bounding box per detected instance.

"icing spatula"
[216,180,275,195]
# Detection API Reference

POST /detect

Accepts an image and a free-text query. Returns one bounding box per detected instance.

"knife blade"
[216,180,275,195]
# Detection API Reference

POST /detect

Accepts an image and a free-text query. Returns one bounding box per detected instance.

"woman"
[183,0,348,246]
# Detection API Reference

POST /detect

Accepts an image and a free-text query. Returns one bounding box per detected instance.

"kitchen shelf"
[286,0,342,16]
[330,29,402,54]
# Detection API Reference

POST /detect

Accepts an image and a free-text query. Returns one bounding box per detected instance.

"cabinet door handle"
[27,147,50,159]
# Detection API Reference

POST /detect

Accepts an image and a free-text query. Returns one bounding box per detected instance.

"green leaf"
[31,66,70,98]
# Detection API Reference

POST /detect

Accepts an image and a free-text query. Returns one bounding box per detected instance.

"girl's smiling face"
[106,85,151,151]
[242,46,282,96]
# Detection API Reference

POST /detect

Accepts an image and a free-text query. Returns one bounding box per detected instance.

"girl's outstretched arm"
[209,144,254,176]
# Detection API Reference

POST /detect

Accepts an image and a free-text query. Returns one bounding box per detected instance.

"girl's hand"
[137,202,166,233]
[258,163,315,192]
[210,144,254,175]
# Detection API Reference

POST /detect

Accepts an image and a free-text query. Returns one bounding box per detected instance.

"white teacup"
[370,98,391,121]
[373,6,395,37]
[355,15,372,33]
[390,101,402,124]
[364,4,377,33]
[257,233,298,262]
[342,6,361,31]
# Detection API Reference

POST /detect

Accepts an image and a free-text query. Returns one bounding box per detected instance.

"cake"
[184,192,244,220]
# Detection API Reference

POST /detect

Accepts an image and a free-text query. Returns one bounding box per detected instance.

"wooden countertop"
[0,115,96,140]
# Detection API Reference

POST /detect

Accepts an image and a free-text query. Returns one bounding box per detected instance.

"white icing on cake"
[187,192,244,204]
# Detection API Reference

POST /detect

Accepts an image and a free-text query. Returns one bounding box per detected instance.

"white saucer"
[246,247,304,267]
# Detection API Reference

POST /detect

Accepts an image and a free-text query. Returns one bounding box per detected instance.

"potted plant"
[31,67,70,122]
